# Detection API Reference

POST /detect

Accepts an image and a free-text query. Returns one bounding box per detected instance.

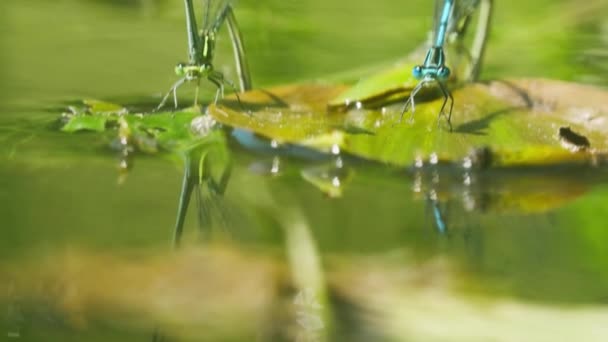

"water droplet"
[331,144,340,155]
[270,156,280,175]
[335,156,344,169]
[190,115,216,136]
[462,190,476,211]
[412,172,422,193]
[432,171,440,184]
[463,157,473,169]
[331,176,341,187]
[463,172,472,186]
[301,162,352,198]
[249,156,282,176]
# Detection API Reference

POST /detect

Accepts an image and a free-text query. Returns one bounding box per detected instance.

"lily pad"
[209,79,608,167]
[327,62,420,112]
[211,84,348,146]
[326,43,471,113]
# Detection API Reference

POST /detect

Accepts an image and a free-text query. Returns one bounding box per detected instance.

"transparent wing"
[453,0,480,28]
[201,0,235,32]
[433,0,480,42]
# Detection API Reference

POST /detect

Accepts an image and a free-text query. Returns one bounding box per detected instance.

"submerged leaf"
[301,161,354,198]
[61,115,108,132]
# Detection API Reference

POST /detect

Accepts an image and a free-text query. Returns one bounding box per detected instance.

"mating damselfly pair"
[157,0,493,132]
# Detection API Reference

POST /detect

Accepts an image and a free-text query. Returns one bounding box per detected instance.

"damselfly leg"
[400,0,455,129]
[157,77,188,110]
[401,0,491,131]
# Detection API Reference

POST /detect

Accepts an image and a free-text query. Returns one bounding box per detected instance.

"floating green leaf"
[327,45,467,113]
[60,100,207,153]
[327,62,419,112]
[209,79,608,168]
[211,84,348,143]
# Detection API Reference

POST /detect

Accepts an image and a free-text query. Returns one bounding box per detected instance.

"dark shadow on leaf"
[337,124,376,135]
[455,80,534,135]
[258,89,290,108]
[484,79,535,108]
[454,106,522,135]
[221,88,290,112]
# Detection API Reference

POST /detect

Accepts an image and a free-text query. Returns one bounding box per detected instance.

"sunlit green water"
[1,0,608,341]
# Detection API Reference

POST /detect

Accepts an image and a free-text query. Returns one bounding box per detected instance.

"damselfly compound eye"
[437,66,450,80]
[413,66,423,79]
[175,63,187,76]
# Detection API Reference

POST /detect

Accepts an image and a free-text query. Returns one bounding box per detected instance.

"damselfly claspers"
[401,0,493,131]
[156,0,251,111]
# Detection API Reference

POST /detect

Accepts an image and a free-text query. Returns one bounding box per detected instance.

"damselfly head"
[174,63,212,80]
[437,66,451,80]
[413,65,424,80]
[412,65,451,81]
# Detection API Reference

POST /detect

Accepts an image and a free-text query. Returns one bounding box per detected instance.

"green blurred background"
[1,0,606,110]
[1,0,608,340]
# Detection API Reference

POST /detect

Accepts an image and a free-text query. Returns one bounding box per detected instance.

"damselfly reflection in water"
[173,127,233,246]
[401,0,493,131]
[427,190,449,235]
[157,0,252,111]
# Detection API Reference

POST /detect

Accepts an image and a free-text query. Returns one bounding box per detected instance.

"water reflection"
[409,150,608,215]
[173,122,232,246]
[407,149,608,262]
[300,146,353,198]
[3,124,608,340]
[233,129,354,198]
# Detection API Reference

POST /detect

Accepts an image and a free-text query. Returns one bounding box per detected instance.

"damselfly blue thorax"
[401,0,493,131]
